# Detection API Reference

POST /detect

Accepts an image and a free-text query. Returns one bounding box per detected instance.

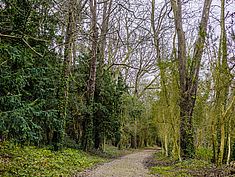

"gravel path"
[77,150,155,177]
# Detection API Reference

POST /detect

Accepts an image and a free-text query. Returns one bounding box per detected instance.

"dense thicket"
[0,0,157,151]
[1,0,60,145]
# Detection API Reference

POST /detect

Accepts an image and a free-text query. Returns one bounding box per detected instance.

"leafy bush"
[195,147,213,162]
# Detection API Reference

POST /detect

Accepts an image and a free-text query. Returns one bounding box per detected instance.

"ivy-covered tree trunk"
[82,0,98,151]
[53,0,76,151]
[170,0,212,158]
[93,0,113,151]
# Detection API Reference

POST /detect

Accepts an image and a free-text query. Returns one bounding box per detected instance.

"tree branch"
[0,33,43,57]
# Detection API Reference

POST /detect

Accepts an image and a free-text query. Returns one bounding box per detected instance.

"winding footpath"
[77,150,155,177]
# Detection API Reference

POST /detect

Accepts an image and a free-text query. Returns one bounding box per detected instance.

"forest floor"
[76,149,156,177]
[2,142,235,177]
[0,142,135,176]
[146,151,235,177]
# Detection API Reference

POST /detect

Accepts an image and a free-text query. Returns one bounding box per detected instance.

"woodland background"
[0,0,235,170]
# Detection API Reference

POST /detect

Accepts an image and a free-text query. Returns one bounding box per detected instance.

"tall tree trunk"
[151,0,171,157]
[63,0,76,120]
[93,0,113,151]
[82,0,98,151]
[87,0,98,100]
[227,120,231,165]
[170,0,212,158]
[211,111,217,163]
[54,0,76,151]
[100,0,112,64]
[216,0,232,166]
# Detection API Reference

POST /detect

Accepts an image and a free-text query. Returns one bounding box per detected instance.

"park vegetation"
[0,0,235,176]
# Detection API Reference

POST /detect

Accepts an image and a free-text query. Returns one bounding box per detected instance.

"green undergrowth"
[0,142,136,176]
[150,151,213,177]
[0,142,106,176]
